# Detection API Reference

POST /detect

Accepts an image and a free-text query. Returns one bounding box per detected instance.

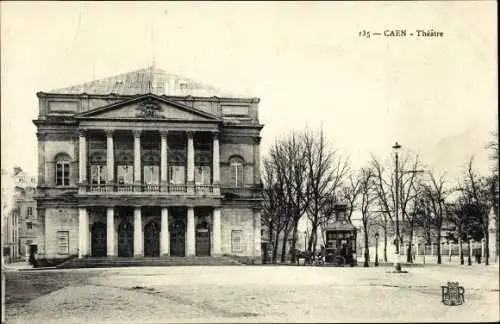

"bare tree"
[304,127,348,256]
[358,167,376,267]
[457,156,494,265]
[371,151,423,262]
[446,195,470,265]
[275,132,309,264]
[421,171,448,264]
[342,173,362,222]
[262,153,293,263]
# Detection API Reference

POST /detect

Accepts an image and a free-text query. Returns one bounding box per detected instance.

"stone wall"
[44,208,79,258]
[221,207,260,262]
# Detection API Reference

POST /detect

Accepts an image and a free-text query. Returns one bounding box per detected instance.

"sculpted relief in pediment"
[82,97,217,122]
[135,98,166,119]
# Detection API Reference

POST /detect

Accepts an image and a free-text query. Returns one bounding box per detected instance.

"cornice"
[37,91,260,104]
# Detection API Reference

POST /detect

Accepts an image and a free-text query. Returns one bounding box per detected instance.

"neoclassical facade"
[34,67,263,262]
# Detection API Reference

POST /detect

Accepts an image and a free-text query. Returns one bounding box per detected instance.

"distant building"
[33,66,263,262]
[1,167,38,263]
[14,170,39,261]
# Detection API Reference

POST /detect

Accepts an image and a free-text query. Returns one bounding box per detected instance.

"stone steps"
[56,256,242,269]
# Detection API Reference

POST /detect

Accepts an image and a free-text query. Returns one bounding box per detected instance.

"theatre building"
[33,67,263,263]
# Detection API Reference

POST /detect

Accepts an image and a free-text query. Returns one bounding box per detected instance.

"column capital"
[133,129,142,138]
[252,136,261,144]
[105,129,114,137]
[78,129,87,137]
[212,131,220,140]
[160,130,169,137]
[186,131,194,138]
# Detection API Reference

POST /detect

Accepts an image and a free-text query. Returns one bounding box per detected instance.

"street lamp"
[375,232,379,267]
[392,141,402,272]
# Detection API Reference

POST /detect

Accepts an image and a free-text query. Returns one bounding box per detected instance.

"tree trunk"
[459,236,464,265]
[467,238,472,265]
[383,227,388,262]
[290,219,299,264]
[307,222,318,252]
[272,231,280,263]
[281,227,290,263]
[436,233,442,264]
[313,231,318,256]
[264,220,274,264]
[407,226,414,263]
[484,229,489,266]
[363,227,369,267]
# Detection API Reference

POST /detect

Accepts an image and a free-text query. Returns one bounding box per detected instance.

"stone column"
[134,130,142,192]
[107,207,115,256]
[161,208,169,256]
[134,207,143,256]
[78,208,88,258]
[37,133,46,186]
[106,129,114,191]
[160,131,168,192]
[253,208,262,264]
[187,131,195,193]
[186,207,195,256]
[212,208,221,256]
[79,130,87,189]
[253,136,261,185]
[212,132,220,194]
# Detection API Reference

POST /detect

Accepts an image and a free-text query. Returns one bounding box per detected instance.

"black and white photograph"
[1,1,498,323]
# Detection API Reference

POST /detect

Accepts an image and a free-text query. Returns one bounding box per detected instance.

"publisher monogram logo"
[441,282,465,306]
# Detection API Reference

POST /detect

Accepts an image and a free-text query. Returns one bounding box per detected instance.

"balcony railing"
[195,184,213,194]
[79,183,220,195]
[144,184,160,192]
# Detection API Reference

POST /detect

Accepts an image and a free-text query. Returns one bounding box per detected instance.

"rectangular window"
[143,165,160,184]
[27,207,32,217]
[27,222,33,230]
[195,166,211,185]
[56,162,70,186]
[231,230,243,253]
[90,165,107,185]
[230,163,244,188]
[57,231,69,254]
[169,166,185,184]
[117,165,134,185]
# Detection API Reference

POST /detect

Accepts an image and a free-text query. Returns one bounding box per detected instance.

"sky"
[1,1,498,186]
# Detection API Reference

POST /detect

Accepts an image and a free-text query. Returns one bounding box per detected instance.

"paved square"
[5,265,500,323]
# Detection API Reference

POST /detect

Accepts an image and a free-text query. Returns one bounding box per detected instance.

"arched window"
[55,153,71,186]
[229,156,244,188]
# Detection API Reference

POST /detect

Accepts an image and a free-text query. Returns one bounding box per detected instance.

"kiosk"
[324,202,357,266]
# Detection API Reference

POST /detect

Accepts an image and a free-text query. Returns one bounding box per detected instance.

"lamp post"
[375,232,379,266]
[392,142,402,272]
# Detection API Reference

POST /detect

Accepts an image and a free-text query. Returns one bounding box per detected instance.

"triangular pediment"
[75,94,220,122]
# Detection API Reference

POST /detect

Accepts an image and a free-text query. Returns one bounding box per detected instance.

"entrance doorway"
[196,221,211,256]
[91,222,107,257]
[170,218,186,257]
[144,221,160,257]
[118,222,133,257]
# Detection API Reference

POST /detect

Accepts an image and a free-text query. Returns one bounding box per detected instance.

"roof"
[325,222,357,231]
[47,66,253,98]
